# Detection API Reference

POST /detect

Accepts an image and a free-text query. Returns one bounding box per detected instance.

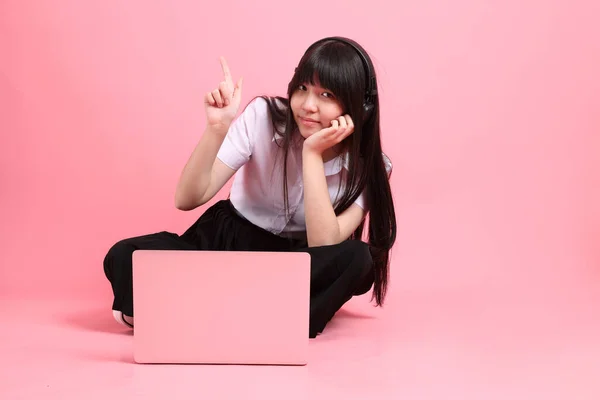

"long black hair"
[260,38,396,306]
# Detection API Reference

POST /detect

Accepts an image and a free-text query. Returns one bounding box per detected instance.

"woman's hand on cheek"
[303,115,354,155]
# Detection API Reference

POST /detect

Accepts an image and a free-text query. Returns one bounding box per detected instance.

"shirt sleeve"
[216,97,264,171]
[354,153,393,210]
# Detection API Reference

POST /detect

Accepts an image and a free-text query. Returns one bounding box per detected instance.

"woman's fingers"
[232,77,243,102]
[338,126,353,141]
[219,81,232,106]
[206,81,233,108]
[203,58,235,109]
[220,56,233,86]
[331,115,354,142]
[219,57,234,105]
[205,92,216,107]
[345,115,354,131]
[212,89,224,107]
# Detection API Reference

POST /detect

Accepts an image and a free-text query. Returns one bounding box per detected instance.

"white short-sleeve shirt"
[216,97,391,236]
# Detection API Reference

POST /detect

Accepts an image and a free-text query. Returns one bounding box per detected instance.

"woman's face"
[290,82,344,139]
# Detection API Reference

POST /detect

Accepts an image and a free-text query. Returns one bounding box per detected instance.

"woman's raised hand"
[204,57,243,132]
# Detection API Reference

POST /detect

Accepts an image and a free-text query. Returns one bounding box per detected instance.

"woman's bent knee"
[341,240,374,294]
[342,240,372,270]
[103,239,135,279]
[104,240,134,263]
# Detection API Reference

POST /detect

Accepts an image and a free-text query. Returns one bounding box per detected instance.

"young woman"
[103,36,397,338]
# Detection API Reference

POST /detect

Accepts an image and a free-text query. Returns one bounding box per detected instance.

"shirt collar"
[323,151,349,176]
[273,132,303,148]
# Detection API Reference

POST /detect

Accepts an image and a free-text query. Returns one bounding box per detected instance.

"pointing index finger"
[220,56,233,85]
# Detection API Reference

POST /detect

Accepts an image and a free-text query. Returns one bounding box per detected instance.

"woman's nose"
[301,95,318,112]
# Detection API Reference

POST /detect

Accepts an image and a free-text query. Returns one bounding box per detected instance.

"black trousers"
[103,200,374,338]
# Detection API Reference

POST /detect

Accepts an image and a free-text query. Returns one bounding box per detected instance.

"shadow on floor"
[334,307,377,320]
[61,306,133,335]
[59,301,375,340]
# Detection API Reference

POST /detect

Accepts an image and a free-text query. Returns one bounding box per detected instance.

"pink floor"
[2,278,600,399]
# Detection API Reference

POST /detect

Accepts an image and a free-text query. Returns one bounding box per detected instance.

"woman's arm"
[301,149,340,246]
[175,57,242,211]
[302,114,366,246]
[174,127,236,210]
[302,147,367,247]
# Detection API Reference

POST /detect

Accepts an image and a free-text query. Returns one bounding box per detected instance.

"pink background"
[1,0,599,304]
[2,1,600,398]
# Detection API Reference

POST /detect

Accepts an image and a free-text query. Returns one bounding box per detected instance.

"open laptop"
[131,249,311,365]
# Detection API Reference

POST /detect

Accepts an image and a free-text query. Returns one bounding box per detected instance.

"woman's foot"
[113,310,134,328]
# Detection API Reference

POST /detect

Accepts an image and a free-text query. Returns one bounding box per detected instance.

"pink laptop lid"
[131,250,311,365]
